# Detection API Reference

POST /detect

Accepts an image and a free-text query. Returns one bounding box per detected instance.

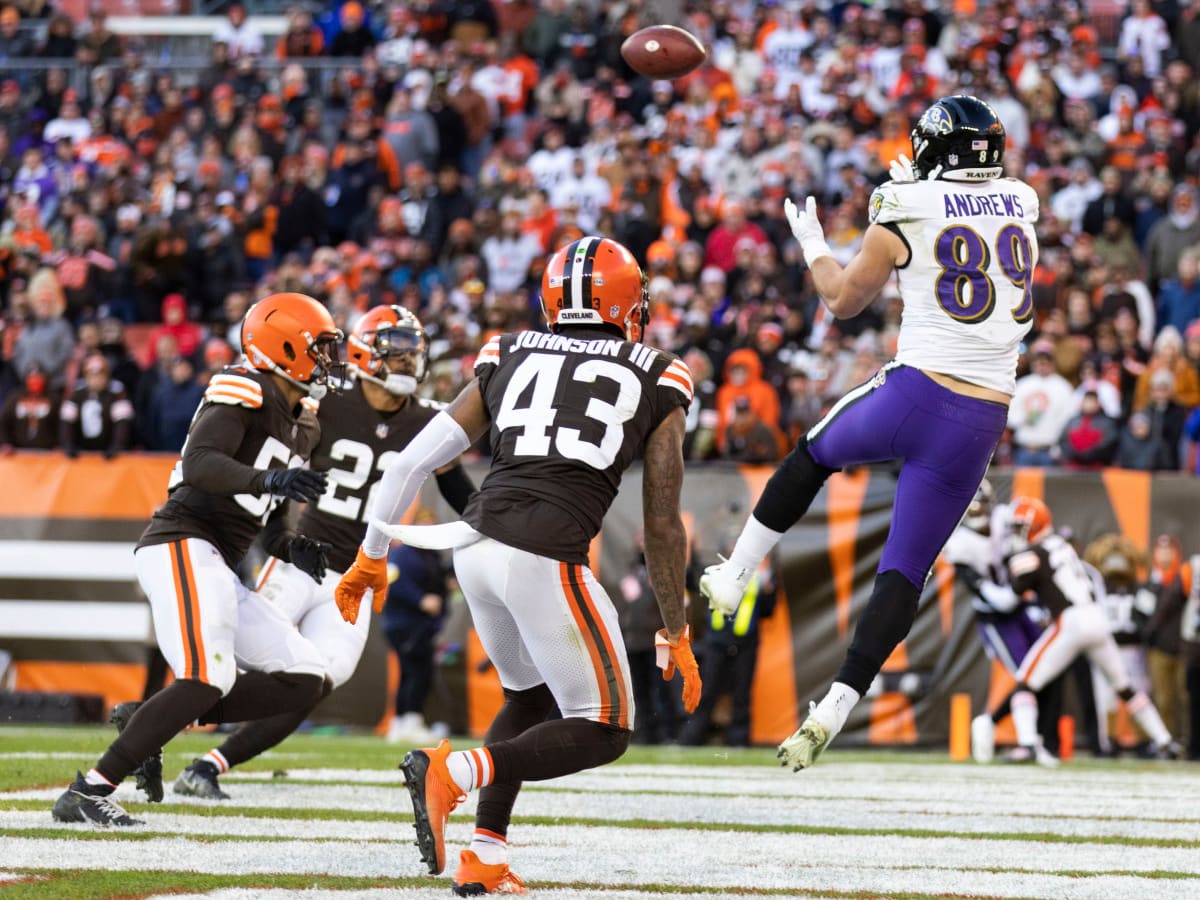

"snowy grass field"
[2,726,1199,899]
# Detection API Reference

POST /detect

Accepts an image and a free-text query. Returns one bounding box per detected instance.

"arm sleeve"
[435,463,476,515]
[180,403,269,495]
[259,502,297,562]
[361,411,473,558]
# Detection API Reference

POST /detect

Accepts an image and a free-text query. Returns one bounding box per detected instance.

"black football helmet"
[910,95,1005,182]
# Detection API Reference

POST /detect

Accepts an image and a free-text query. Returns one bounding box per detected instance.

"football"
[620,25,706,80]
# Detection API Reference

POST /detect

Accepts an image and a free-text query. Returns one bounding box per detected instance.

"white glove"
[888,152,916,182]
[783,196,832,265]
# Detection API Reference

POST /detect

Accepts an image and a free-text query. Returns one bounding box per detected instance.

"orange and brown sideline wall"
[5,453,1200,746]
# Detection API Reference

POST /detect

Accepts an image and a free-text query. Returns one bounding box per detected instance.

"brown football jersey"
[464,327,694,564]
[137,368,321,568]
[299,381,442,572]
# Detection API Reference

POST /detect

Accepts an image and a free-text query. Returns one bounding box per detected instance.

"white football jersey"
[869,177,1040,395]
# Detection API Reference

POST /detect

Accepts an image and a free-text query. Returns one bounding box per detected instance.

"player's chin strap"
[355,367,418,396]
[244,345,328,400]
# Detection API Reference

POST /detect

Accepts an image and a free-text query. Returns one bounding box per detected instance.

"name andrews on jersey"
[942,191,1026,218]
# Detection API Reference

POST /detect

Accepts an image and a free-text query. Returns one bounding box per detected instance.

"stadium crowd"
[0,0,1199,470]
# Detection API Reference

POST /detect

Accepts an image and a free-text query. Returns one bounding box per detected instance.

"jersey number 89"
[934,224,1034,325]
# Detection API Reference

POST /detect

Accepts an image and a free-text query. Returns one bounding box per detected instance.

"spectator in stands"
[1145,185,1200,293]
[0,365,58,452]
[0,6,34,62]
[213,1,264,61]
[1157,252,1200,339]
[331,1,376,57]
[276,7,324,59]
[95,317,141,400]
[1135,326,1200,411]
[1118,410,1171,471]
[1008,340,1075,467]
[77,4,121,64]
[480,208,539,294]
[705,200,768,274]
[1058,389,1120,470]
[146,294,203,366]
[714,348,781,457]
[39,14,76,60]
[12,268,74,394]
[59,352,132,458]
[142,353,203,452]
[722,396,781,464]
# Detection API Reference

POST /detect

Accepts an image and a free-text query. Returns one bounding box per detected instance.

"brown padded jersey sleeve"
[180,403,270,496]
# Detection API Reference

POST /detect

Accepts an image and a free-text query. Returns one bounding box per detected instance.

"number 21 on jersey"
[496,353,642,470]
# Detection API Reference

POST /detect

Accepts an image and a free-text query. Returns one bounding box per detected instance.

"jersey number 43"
[496,353,642,470]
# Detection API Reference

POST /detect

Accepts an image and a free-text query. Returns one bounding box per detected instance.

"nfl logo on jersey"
[376,424,389,439]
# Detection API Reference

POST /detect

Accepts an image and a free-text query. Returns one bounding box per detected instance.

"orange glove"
[655,625,701,713]
[335,547,389,624]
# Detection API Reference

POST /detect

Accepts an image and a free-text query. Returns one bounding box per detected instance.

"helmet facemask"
[354,324,429,396]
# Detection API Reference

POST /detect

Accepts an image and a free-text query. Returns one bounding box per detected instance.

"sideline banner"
[4,453,1200,744]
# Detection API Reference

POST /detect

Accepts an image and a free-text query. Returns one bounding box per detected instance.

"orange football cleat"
[400,739,466,875]
[452,850,527,896]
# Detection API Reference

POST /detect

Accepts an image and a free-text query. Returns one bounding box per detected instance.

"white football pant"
[255,557,371,689]
[135,539,326,695]
[452,535,635,729]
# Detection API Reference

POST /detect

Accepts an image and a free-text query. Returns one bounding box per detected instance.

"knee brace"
[835,569,921,695]
[752,437,838,533]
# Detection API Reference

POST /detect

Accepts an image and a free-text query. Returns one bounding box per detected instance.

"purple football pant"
[807,363,1008,587]
[976,610,1046,675]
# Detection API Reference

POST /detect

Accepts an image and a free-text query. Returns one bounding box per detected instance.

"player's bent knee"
[276,671,325,707]
[754,437,837,532]
[504,683,556,717]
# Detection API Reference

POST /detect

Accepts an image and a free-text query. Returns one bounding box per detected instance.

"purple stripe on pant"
[807,364,1008,587]
[977,610,1046,675]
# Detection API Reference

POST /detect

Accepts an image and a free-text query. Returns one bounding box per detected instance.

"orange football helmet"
[541,236,648,342]
[1009,496,1052,545]
[347,305,428,396]
[242,292,344,399]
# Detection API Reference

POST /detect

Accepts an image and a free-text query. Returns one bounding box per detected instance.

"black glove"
[289,535,331,584]
[262,467,327,502]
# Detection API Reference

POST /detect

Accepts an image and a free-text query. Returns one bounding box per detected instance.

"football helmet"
[1008,496,1052,546]
[910,95,1005,182]
[347,305,429,396]
[541,236,648,342]
[963,479,993,534]
[242,292,344,400]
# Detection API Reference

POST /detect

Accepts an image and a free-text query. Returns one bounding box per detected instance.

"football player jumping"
[173,306,476,800]
[336,236,701,894]
[701,96,1038,770]
[970,498,1181,764]
[52,293,341,826]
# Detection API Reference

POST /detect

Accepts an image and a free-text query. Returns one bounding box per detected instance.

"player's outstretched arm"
[642,406,701,713]
[785,196,906,320]
[642,407,688,638]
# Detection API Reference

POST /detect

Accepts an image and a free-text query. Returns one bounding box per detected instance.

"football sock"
[203,749,230,773]
[84,769,115,790]
[475,684,557,840]
[469,827,508,866]
[97,678,220,784]
[446,747,495,793]
[1127,692,1172,747]
[751,437,837,532]
[728,516,785,573]
[198,671,323,724]
[1011,690,1039,747]
[487,717,630,784]
[213,706,313,770]
[811,682,861,736]
[835,570,920,693]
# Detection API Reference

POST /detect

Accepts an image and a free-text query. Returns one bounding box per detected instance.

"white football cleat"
[970,714,995,764]
[776,703,832,772]
[699,556,752,616]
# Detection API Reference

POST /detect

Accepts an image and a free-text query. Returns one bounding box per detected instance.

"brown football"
[620,25,707,80]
